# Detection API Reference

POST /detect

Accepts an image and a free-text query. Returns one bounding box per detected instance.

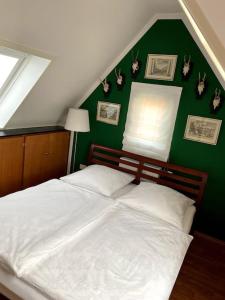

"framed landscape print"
[97,101,121,125]
[184,115,222,145]
[145,54,177,81]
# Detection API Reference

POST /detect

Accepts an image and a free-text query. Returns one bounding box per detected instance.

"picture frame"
[97,101,121,125]
[145,54,177,81]
[184,115,222,145]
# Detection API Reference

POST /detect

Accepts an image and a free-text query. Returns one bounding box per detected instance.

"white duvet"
[0,179,113,276]
[22,204,192,300]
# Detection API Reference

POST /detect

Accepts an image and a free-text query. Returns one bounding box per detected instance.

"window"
[123,82,182,161]
[0,48,27,96]
[0,46,51,128]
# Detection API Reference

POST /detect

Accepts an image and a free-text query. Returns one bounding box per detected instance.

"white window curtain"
[122,82,182,161]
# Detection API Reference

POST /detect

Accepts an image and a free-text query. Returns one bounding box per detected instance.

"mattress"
[0,179,113,276]
[183,205,196,234]
[0,182,196,300]
[21,204,192,300]
[111,183,136,199]
[112,183,196,234]
[0,203,196,300]
[0,268,48,300]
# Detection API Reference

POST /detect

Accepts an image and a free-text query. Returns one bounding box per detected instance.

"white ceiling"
[0,0,181,128]
[179,0,225,89]
[194,0,225,50]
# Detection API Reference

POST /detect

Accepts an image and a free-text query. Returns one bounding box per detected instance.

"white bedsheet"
[0,267,48,300]
[22,204,192,300]
[0,205,196,300]
[0,179,113,276]
[183,205,196,234]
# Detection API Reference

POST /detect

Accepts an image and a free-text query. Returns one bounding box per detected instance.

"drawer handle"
[43,152,49,155]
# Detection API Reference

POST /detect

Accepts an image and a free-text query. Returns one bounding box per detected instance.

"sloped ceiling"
[196,0,225,50]
[179,0,225,89]
[0,0,180,129]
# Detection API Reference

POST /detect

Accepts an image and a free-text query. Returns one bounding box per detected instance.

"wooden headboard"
[88,144,208,207]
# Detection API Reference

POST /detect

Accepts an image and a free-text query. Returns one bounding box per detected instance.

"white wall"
[196,0,225,50]
[0,0,180,128]
[179,0,225,89]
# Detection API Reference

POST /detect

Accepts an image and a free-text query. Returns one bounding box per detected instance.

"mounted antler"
[183,55,191,77]
[114,68,120,79]
[197,72,207,96]
[132,50,139,62]
[114,67,125,89]
[131,50,140,78]
[212,88,221,111]
[100,77,111,95]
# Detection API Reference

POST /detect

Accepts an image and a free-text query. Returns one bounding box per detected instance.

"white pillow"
[60,164,134,197]
[118,182,194,230]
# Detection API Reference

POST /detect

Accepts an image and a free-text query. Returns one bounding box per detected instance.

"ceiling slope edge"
[75,13,182,108]
[76,8,225,110]
[178,0,225,90]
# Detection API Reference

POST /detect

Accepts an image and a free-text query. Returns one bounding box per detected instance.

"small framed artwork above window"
[97,101,121,126]
[145,54,177,81]
[184,115,222,145]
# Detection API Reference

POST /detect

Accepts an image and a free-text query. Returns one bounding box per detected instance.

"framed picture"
[97,101,121,125]
[145,54,177,81]
[184,115,222,145]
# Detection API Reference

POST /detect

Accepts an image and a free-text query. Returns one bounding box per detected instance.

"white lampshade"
[65,108,90,132]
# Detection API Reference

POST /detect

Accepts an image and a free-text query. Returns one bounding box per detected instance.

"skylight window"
[0,46,51,128]
[0,54,18,89]
[0,48,26,95]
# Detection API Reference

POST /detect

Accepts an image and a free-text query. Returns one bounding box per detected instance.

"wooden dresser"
[0,127,70,197]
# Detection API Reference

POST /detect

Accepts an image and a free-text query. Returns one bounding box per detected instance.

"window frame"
[0,47,28,100]
[0,44,51,129]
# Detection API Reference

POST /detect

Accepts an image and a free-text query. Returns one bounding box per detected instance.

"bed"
[0,144,208,300]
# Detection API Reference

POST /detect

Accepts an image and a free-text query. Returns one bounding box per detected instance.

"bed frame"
[0,144,208,300]
[88,144,208,208]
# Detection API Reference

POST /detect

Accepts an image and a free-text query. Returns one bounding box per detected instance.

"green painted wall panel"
[75,20,225,239]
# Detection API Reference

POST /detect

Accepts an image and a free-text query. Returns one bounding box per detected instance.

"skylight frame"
[0,47,28,100]
[0,44,51,129]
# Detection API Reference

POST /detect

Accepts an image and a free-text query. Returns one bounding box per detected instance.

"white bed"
[112,183,196,234]
[0,183,195,300]
[0,179,114,276]
[0,144,207,300]
[21,204,192,300]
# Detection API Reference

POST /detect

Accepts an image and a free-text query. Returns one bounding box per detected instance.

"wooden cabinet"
[0,130,69,197]
[23,132,69,188]
[0,136,24,196]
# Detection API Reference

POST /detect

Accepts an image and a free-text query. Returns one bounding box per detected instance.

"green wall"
[75,19,225,240]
